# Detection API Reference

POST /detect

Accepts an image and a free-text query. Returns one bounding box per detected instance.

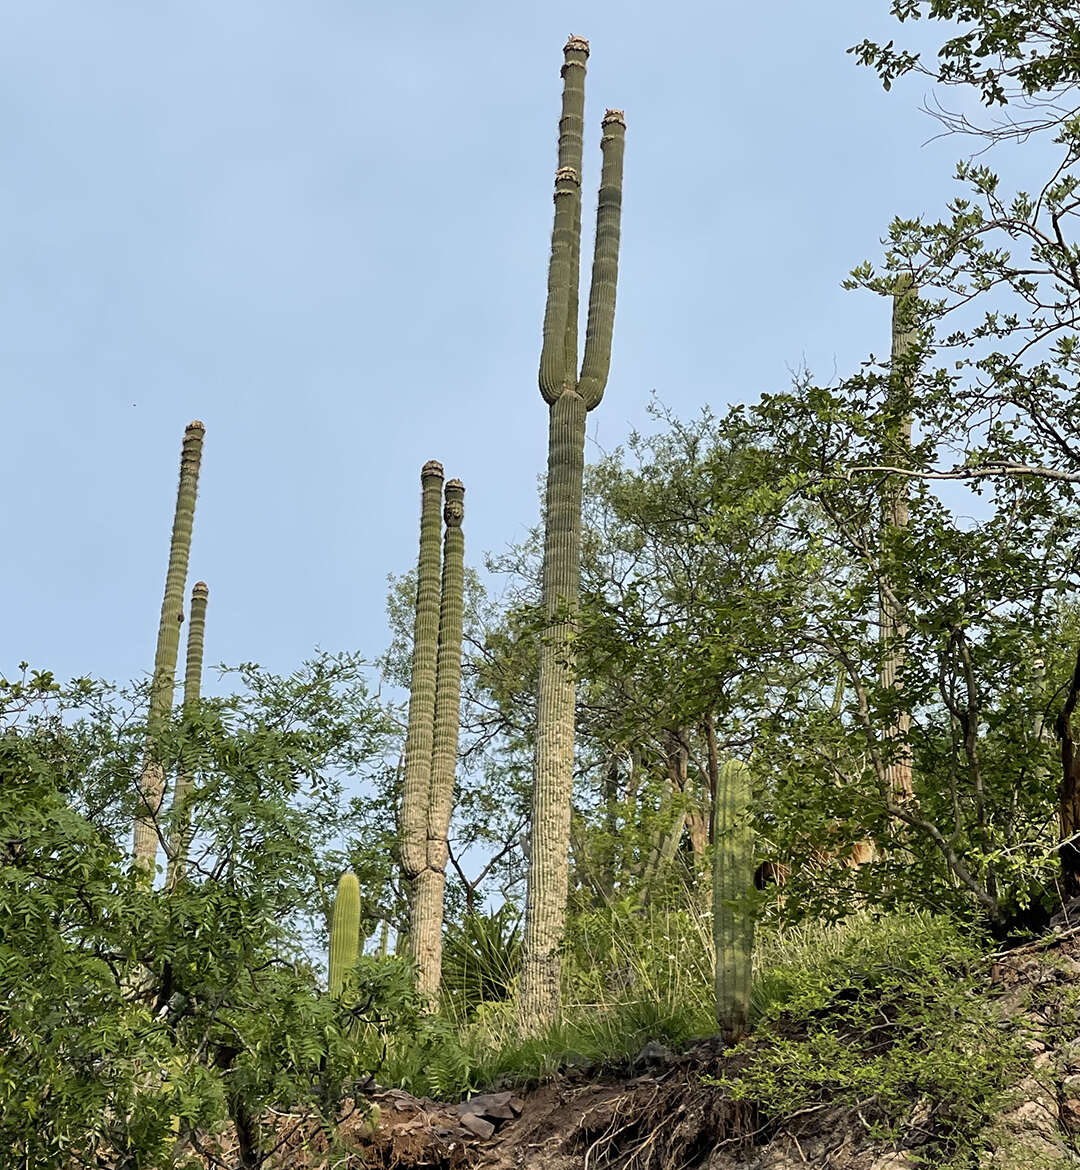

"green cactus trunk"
[165,580,209,891]
[133,421,205,876]
[880,276,918,804]
[413,478,466,1002]
[400,462,445,887]
[329,871,362,997]
[712,759,754,1044]
[521,37,626,1029]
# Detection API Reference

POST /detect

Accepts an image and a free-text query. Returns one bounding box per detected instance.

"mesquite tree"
[165,580,209,890]
[522,36,626,1026]
[133,421,205,874]
[411,478,465,1000]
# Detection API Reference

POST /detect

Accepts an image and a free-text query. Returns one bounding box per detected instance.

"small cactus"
[329,871,361,998]
[712,759,754,1043]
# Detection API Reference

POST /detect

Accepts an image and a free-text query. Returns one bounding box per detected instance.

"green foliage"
[440,904,523,1019]
[718,911,1021,1155]
[0,659,405,1168]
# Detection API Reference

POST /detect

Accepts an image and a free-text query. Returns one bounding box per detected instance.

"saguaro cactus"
[880,277,917,803]
[133,421,205,874]
[412,478,466,1001]
[400,462,445,942]
[712,758,754,1043]
[166,580,209,890]
[521,37,626,1027]
[329,871,361,997]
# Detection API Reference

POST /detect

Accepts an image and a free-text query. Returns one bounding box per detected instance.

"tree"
[842,0,1080,902]
[2,655,407,1168]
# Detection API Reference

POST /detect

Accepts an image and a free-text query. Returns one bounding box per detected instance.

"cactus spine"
[400,462,445,953]
[712,758,754,1043]
[133,421,205,875]
[521,37,626,1027]
[880,276,917,803]
[412,479,466,1002]
[166,580,209,890]
[329,871,361,997]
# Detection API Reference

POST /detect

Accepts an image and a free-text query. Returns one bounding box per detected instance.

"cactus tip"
[421,459,445,479]
[602,108,626,126]
[192,581,209,595]
[564,34,590,55]
[186,420,205,432]
[445,478,464,492]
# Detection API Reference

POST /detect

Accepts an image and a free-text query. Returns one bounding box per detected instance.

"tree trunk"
[879,278,917,804]
[1056,643,1080,899]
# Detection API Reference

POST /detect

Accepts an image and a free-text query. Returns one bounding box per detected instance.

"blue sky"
[1,1,1040,693]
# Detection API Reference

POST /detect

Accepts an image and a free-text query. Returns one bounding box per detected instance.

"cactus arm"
[165,580,208,890]
[713,759,754,1043]
[539,167,581,404]
[413,478,466,1001]
[577,109,626,411]
[133,420,205,875]
[400,461,445,885]
[328,871,361,998]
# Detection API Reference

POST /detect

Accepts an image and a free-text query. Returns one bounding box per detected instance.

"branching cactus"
[133,421,205,875]
[522,36,626,1029]
[400,462,445,937]
[880,276,918,803]
[413,478,466,1002]
[712,758,754,1043]
[166,580,209,891]
[329,871,362,998]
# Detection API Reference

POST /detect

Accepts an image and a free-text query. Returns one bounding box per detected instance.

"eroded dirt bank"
[196,924,1080,1170]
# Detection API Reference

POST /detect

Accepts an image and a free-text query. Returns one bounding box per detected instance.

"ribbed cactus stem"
[522,37,626,1029]
[166,580,209,891]
[880,276,918,803]
[401,462,445,888]
[133,421,205,875]
[577,109,626,410]
[713,759,754,1044]
[412,478,466,1003]
[329,871,361,997]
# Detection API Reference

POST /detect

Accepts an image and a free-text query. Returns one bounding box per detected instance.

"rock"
[454,1091,519,1121]
[869,1154,917,1170]
[632,1040,675,1069]
[458,1112,495,1139]
[1061,1099,1080,1134]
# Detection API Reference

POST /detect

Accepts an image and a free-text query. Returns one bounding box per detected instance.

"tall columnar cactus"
[400,461,445,937]
[133,421,205,874]
[166,580,209,891]
[329,871,361,998]
[521,37,626,1027]
[712,758,754,1043]
[879,277,918,803]
[412,478,466,1001]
